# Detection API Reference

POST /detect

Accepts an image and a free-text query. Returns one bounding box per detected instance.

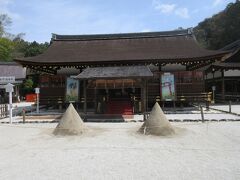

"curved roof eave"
[14,29,229,67]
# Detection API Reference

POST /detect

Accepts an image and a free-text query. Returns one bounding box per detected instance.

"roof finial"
[187,28,193,35]
[52,33,57,40]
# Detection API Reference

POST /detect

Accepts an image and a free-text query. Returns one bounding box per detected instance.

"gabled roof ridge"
[52,28,192,41]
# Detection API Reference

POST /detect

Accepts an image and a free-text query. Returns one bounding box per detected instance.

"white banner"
[0,76,15,84]
[161,73,175,101]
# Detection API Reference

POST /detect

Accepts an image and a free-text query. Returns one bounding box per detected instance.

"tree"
[0,14,12,37]
[0,13,49,61]
[0,14,15,61]
[194,0,240,49]
[20,78,34,97]
[23,41,49,57]
[0,37,14,61]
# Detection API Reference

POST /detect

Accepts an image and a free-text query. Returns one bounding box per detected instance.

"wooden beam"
[83,80,87,114]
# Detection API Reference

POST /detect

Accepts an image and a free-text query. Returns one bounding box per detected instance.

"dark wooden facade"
[37,68,205,113]
[205,40,240,102]
[14,29,228,113]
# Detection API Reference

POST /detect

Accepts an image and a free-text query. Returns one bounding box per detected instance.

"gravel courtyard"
[0,122,240,180]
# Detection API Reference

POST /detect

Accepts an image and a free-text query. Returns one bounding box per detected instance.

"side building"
[0,62,26,103]
[14,29,228,115]
[205,40,240,102]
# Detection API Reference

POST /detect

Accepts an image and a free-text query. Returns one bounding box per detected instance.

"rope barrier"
[0,121,239,130]
[0,144,236,153]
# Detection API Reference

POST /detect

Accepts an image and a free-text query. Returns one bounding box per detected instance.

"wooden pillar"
[212,70,216,103]
[235,80,238,95]
[158,64,161,99]
[141,79,147,113]
[146,80,148,112]
[158,64,161,71]
[203,71,206,92]
[212,70,215,86]
[94,88,97,112]
[221,69,225,101]
[83,80,87,114]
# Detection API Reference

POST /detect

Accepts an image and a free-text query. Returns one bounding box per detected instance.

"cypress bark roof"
[205,62,240,73]
[14,29,228,66]
[220,39,240,51]
[0,62,26,80]
[212,62,240,68]
[74,66,153,79]
[219,39,240,63]
[205,39,240,72]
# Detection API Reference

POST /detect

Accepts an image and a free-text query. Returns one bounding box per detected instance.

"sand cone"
[53,103,87,135]
[138,102,175,136]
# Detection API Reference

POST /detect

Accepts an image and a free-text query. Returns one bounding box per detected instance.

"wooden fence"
[0,104,8,119]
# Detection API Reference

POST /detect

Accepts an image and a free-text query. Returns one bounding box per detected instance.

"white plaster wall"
[213,70,222,78]
[224,70,240,77]
[206,73,213,80]
[206,69,240,79]
[206,70,222,79]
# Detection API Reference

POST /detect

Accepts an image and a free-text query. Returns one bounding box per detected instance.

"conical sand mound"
[53,103,87,135]
[138,103,175,136]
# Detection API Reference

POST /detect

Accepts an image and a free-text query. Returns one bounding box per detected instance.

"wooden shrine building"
[14,29,228,115]
[205,39,240,101]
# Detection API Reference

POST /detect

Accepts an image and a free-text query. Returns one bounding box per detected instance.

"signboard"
[66,78,79,102]
[35,88,40,94]
[212,86,216,91]
[0,76,15,84]
[4,83,14,93]
[161,73,175,101]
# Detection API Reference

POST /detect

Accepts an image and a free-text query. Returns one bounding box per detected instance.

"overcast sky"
[0,0,235,43]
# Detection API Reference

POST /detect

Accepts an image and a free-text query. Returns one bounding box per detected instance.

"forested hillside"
[194,0,240,50]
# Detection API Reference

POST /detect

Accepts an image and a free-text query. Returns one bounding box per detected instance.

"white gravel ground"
[0,122,240,180]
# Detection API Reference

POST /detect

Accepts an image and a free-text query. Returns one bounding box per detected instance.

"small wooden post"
[206,100,209,111]
[143,112,147,121]
[0,104,2,118]
[5,104,7,118]
[180,96,184,108]
[0,105,2,118]
[229,101,232,113]
[205,93,210,111]
[200,105,204,123]
[58,98,63,111]
[173,101,176,112]
[22,108,26,123]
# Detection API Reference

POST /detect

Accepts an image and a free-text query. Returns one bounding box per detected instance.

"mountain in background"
[194,0,240,50]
